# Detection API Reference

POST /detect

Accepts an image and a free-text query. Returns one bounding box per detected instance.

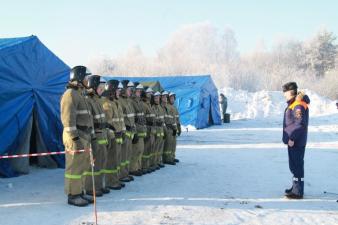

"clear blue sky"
[1,0,337,66]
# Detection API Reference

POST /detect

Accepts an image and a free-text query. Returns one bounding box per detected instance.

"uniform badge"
[295,109,302,119]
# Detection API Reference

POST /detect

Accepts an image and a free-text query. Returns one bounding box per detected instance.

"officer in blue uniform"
[282,82,310,199]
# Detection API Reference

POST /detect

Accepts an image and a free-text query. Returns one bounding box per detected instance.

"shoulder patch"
[295,108,302,119]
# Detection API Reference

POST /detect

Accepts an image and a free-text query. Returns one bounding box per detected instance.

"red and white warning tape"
[0,149,90,159]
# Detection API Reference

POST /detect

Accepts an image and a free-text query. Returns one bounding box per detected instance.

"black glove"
[132,133,139,144]
[115,132,123,138]
[173,129,177,136]
[106,123,115,131]
[72,136,80,141]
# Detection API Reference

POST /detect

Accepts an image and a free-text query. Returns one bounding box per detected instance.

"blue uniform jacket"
[282,95,310,147]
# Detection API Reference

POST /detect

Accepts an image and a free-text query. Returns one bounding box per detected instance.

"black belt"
[94,123,106,129]
[125,125,132,131]
[77,125,91,133]
[156,122,163,126]
[166,124,175,130]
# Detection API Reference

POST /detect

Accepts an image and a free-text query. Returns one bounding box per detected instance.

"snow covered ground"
[1,90,338,225]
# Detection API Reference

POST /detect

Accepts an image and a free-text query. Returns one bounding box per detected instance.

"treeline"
[89,22,338,99]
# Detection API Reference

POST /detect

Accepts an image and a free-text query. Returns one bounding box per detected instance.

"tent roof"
[0,36,35,51]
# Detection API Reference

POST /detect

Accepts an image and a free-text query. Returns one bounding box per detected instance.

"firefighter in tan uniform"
[60,65,94,207]
[169,92,181,163]
[101,80,126,190]
[152,91,166,169]
[129,82,147,176]
[83,75,109,197]
[118,80,136,182]
[162,91,178,165]
[141,87,156,173]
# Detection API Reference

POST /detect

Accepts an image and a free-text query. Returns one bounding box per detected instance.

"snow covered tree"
[304,29,337,77]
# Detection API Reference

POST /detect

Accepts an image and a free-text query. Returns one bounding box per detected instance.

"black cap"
[282,82,298,92]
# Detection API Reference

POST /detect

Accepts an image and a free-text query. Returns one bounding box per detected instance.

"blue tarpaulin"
[104,75,222,129]
[0,36,69,177]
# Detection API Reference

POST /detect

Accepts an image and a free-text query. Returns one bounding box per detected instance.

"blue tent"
[0,36,69,177]
[105,75,222,129]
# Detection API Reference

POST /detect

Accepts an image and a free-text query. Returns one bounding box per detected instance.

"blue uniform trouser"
[288,146,305,195]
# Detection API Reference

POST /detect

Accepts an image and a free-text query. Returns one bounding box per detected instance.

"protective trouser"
[104,137,123,187]
[64,135,91,196]
[130,134,145,172]
[154,132,165,165]
[120,131,133,178]
[288,146,305,195]
[84,135,108,192]
[143,134,155,170]
[163,127,175,163]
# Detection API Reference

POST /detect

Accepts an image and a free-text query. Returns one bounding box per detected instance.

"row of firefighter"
[60,65,181,207]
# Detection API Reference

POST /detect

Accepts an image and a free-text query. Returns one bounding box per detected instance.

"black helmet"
[70,65,91,83]
[87,75,101,90]
[105,80,120,92]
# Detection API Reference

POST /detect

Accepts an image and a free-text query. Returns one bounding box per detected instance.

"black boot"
[285,178,304,199]
[101,187,110,194]
[86,190,103,197]
[130,170,143,176]
[68,195,89,207]
[120,177,131,182]
[108,184,122,190]
[285,187,293,194]
[285,193,303,199]
[81,194,94,203]
[174,159,179,163]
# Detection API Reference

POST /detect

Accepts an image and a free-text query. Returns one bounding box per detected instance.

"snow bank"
[219,88,337,120]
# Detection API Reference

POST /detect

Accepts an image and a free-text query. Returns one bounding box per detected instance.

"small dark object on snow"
[254,205,263,209]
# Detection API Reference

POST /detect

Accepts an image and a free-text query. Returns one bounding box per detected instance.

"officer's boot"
[68,194,89,207]
[285,186,293,195]
[285,179,294,194]
[285,178,304,199]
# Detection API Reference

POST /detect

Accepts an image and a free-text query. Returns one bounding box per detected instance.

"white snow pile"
[220,88,337,120]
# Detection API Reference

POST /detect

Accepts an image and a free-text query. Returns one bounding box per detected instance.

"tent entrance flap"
[10,109,58,174]
[208,96,214,125]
